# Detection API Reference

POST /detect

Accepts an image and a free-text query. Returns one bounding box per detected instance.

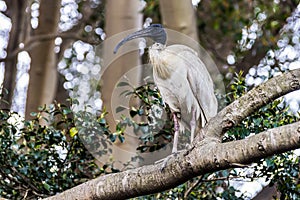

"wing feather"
[167,45,218,123]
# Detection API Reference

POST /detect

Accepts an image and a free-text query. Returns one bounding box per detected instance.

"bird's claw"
[156,151,180,172]
[185,143,192,149]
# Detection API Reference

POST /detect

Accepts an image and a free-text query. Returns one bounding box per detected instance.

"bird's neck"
[149,44,171,80]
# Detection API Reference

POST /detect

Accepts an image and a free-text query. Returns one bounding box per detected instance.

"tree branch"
[184,175,203,198]
[45,121,300,200]
[0,33,101,63]
[203,68,300,140]
[45,69,300,199]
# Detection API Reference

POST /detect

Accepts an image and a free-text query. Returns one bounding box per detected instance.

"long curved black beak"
[113,24,166,54]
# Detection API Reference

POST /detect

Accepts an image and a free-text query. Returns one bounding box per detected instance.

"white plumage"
[150,43,217,146]
[114,24,218,155]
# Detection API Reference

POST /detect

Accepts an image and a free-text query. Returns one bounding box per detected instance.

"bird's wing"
[167,45,218,123]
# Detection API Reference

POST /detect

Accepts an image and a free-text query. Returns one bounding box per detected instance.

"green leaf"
[62,108,72,115]
[109,134,116,142]
[130,110,137,118]
[71,98,79,105]
[43,182,51,191]
[70,127,78,137]
[38,104,47,111]
[98,118,106,125]
[117,81,130,87]
[116,106,127,113]
[118,135,125,143]
[30,112,38,117]
[137,146,148,153]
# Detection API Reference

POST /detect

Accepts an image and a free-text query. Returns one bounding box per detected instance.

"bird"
[114,24,218,163]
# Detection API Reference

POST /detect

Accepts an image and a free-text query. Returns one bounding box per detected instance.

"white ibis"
[114,24,218,160]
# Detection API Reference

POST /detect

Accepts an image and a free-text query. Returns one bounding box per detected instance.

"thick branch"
[45,121,300,200]
[204,68,300,140]
[45,69,300,199]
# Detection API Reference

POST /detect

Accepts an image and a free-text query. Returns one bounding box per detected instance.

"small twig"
[184,172,258,198]
[22,189,29,200]
[11,166,40,193]
[230,162,250,168]
[184,175,203,198]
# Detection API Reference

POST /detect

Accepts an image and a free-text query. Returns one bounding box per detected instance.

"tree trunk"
[54,73,69,105]
[159,0,199,42]
[25,0,61,119]
[158,0,224,109]
[100,0,143,168]
[1,0,27,110]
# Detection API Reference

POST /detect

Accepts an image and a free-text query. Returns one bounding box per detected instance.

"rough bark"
[45,68,300,200]
[25,0,61,119]
[100,0,143,167]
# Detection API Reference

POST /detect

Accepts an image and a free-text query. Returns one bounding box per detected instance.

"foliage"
[143,0,161,23]
[0,101,116,199]
[196,0,299,68]
[224,72,299,141]
[116,81,174,153]
[256,152,300,199]
[224,73,300,199]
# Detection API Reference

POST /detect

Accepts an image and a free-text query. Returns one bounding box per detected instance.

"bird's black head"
[113,24,166,54]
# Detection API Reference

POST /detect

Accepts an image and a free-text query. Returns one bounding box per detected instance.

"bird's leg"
[190,109,196,144]
[172,112,180,154]
[156,112,180,171]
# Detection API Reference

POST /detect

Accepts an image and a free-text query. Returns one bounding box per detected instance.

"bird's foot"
[155,151,180,171]
[185,143,192,150]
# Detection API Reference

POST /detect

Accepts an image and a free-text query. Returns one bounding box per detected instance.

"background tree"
[25,0,60,120]
[101,0,144,168]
